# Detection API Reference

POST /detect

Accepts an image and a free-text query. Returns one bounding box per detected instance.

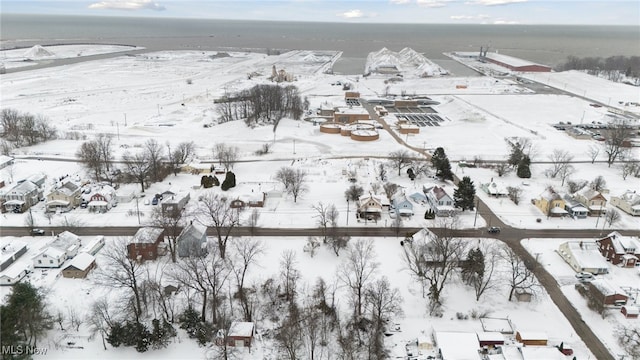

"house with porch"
[127,227,165,261]
[392,193,414,217]
[563,196,588,219]
[573,187,607,216]
[1,180,42,213]
[83,184,116,213]
[423,185,457,217]
[46,180,82,213]
[610,190,640,216]
[357,193,383,220]
[596,231,640,267]
[533,187,567,217]
[33,247,66,268]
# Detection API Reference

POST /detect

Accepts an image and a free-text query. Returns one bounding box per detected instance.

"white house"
[423,184,457,217]
[433,331,480,360]
[558,241,609,274]
[392,193,414,217]
[610,190,640,216]
[177,222,208,257]
[33,247,66,268]
[481,180,508,197]
[50,231,82,259]
[0,263,29,285]
[1,180,42,213]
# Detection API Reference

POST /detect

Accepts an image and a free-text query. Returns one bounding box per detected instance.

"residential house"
[0,263,29,285]
[392,193,414,217]
[515,331,548,346]
[25,173,47,188]
[481,180,508,197]
[229,193,265,209]
[161,192,191,214]
[50,231,81,259]
[127,227,165,261]
[558,241,609,274]
[423,185,457,217]
[408,192,427,205]
[1,180,42,213]
[33,247,66,268]
[476,332,505,348]
[533,187,567,217]
[357,193,383,220]
[227,321,255,348]
[596,231,640,267]
[83,184,116,213]
[588,278,628,306]
[0,155,14,170]
[610,190,640,216]
[573,187,607,216]
[177,222,208,258]
[0,240,28,271]
[46,180,82,213]
[62,253,96,279]
[563,196,588,219]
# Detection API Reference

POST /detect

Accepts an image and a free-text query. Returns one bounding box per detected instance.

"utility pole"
[473,198,479,228]
[135,196,141,224]
[346,199,350,226]
[293,139,296,154]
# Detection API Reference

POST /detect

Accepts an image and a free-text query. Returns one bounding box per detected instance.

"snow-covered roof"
[484,52,546,68]
[559,241,609,271]
[601,231,640,255]
[575,187,604,201]
[3,199,25,205]
[550,207,568,214]
[335,106,368,115]
[64,253,95,271]
[6,180,38,195]
[0,155,14,166]
[228,321,254,337]
[131,227,164,244]
[35,247,66,259]
[1,262,29,278]
[623,306,639,315]
[476,332,504,343]
[434,331,480,360]
[483,181,508,196]
[590,278,627,297]
[178,222,207,243]
[516,331,547,341]
[0,240,28,264]
[50,231,80,251]
[46,199,70,206]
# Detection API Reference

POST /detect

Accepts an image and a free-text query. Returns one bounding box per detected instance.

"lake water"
[1,14,638,75]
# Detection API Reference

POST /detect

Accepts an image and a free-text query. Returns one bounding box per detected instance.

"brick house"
[588,278,628,306]
[127,227,165,261]
[596,231,640,267]
[227,321,255,348]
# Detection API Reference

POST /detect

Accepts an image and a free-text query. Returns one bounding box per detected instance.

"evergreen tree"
[0,282,52,353]
[212,175,220,186]
[517,155,531,178]
[454,176,476,211]
[107,322,125,347]
[424,209,435,220]
[221,171,236,191]
[461,247,485,285]
[431,147,446,169]
[438,158,454,181]
[150,318,176,349]
[178,306,214,346]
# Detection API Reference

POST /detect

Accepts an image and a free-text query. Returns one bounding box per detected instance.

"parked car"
[487,226,501,234]
[31,228,45,236]
[389,209,397,219]
[80,202,88,208]
[151,197,159,205]
[575,272,594,280]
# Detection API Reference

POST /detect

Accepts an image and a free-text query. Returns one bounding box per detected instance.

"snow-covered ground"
[1,46,639,359]
[1,44,144,70]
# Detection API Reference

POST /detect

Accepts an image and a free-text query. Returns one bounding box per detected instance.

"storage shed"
[515,331,548,346]
[227,321,254,348]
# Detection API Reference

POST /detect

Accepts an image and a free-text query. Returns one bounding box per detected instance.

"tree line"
[556,55,640,84]
[216,84,308,127]
[1,108,57,153]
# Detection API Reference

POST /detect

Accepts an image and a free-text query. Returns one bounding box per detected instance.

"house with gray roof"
[177,222,208,258]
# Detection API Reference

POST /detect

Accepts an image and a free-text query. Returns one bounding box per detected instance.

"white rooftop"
[131,227,164,244]
[561,241,610,271]
[1,240,28,264]
[64,253,95,271]
[434,331,480,360]
[228,321,254,337]
[484,52,546,68]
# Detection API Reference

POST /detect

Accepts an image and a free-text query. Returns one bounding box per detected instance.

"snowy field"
[1,46,639,359]
[1,44,144,70]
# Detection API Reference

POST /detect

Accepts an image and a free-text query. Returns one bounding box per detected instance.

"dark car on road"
[487,226,501,234]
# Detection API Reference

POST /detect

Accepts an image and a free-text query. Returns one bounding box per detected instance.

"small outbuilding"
[227,321,255,348]
[621,305,639,319]
[0,263,29,285]
[476,331,504,348]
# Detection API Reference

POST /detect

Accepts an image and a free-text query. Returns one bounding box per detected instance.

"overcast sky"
[3,0,638,25]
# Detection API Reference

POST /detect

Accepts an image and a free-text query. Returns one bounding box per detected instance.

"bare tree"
[66,306,83,332]
[96,133,114,174]
[197,191,241,259]
[377,163,387,181]
[507,186,523,205]
[567,180,588,194]
[605,208,621,228]
[587,144,600,164]
[171,244,229,324]
[229,238,264,322]
[500,246,539,301]
[495,163,510,177]
[147,206,184,263]
[77,140,103,181]
[55,215,85,233]
[370,182,381,194]
[557,163,575,186]
[591,175,607,192]
[312,202,335,241]
[276,305,303,360]
[603,121,632,167]
[247,208,260,236]
[365,276,403,359]
[337,239,379,318]
[621,158,640,180]
[86,298,115,350]
[214,143,239,172]
[468,244,499,301]
[616,324,640,359]
[145,138,165,182]
[169,141,195,176]
[122,150,151,193]
[548,149,574,179]
[402,222,464,311]
[344,184,364,203]
[389,150,411,175]
[95,238,145,321]
[276,167,308,202]
[383,182,399,200]
[280,250,301,303]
